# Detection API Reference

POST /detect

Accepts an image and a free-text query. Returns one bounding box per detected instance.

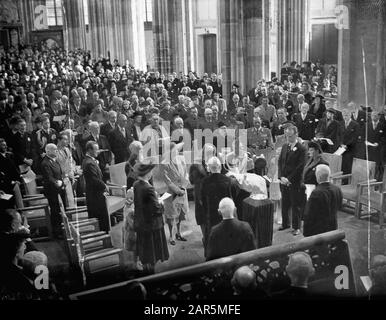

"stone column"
[62,0,86,51]
[219,0,270,101]
[152,0,192,74]
[277,0,309,73]
[88,0,146,68]
[218,0,245,101]
[375,0,385,108]
[337,0,352,107]
[18,0,34,44]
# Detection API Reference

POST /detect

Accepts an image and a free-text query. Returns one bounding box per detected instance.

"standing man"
[303,165,343,237]
[108,114,132,164]
[100,110,117,137]
[200,157,239,255]
[366,111,386,181]
[206,198,256,261]
[84,121,112,181]
[292,103,316,142]
[278,125,307,235]
[82,141,110,232]
[40,143,67,238]
[340,108,360,176]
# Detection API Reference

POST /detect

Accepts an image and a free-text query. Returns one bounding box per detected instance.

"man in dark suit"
[273,252,315,298]
[201,157,239,254]
[206,198,256,261]
[40,143,67,238]
[278,125,307,235]
[185,107,201,137]
[292,103,316,141]
[0,138,22,209]
[108,114,132,163]
[340,108,360,175]
[100,110,117,137]
[350,101,368,159]
[83,121,112,181]
[303,165,343,237]
[82,141,110,232]
[6,118,34,169]
[366,111,386,181]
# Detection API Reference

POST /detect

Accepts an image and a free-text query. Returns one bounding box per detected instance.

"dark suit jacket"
[0,152,21,194]
[108,126,133,163]
[292,113,316,141]
[315,119,340,152]
[303,182,343,237]
[83,134,112,171]
[133,179,164,232]
[40,156,65,194]
[341,120,359,153]
[310,102,326,120]
[366,121,386,163]
[189,164,208,226]
[278,142,307,186]
[100,122,115,138]
[6,132,34,166]
[206,219,256,261]
[82,155,109,229]
[201,173,239,228]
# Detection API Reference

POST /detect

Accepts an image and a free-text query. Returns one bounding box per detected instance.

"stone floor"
[36,202,386,297]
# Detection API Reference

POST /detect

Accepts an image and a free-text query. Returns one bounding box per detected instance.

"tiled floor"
[36,202,386,297]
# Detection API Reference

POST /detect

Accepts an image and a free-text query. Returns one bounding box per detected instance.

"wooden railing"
[70,230,356,300]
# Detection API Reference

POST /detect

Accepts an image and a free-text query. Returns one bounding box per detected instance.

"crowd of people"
[1,43,386,299]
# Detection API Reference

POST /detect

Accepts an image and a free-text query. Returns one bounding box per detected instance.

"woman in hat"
[310,94,326,120]
[303,141,329,186]
[133,161,169,273]
[158,142,190,245]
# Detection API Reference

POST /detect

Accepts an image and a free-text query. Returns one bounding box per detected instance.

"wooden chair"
[18,204,53,241]
[105,187,126,231]
[355,166,386,228]
[66,217,124,286]
[107,162,127,197]
[331,158,376,212]
[321,153,342,176]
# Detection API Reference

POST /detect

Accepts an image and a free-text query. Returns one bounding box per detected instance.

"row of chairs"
[60,208,124,286]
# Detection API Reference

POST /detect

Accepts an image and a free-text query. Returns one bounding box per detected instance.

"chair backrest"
[321,153,342,175]
[109,162,127,186]
[70,230,356,300]
[21,169,39,195]
[351,158,376,186]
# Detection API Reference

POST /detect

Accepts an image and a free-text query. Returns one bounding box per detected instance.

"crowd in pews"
[1,43,386,299]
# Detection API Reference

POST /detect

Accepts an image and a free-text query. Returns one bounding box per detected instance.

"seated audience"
[231,266,267,299]
[273,251,315,298]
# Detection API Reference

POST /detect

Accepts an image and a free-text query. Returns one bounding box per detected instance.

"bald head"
[286,252,315,287]
[218,197,236,219]
[45,143,58,158]
[207,156,221,173]
[231,266,257,294]
[315,164,330,184]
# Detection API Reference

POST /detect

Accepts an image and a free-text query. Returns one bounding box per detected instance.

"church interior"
[0,0,385,301]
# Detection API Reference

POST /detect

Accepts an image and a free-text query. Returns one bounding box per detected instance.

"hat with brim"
[308,140,323,153]
[131,111,142,119]
[326,108,336,115]
[314,94,324,100]
[133,162,156,177]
